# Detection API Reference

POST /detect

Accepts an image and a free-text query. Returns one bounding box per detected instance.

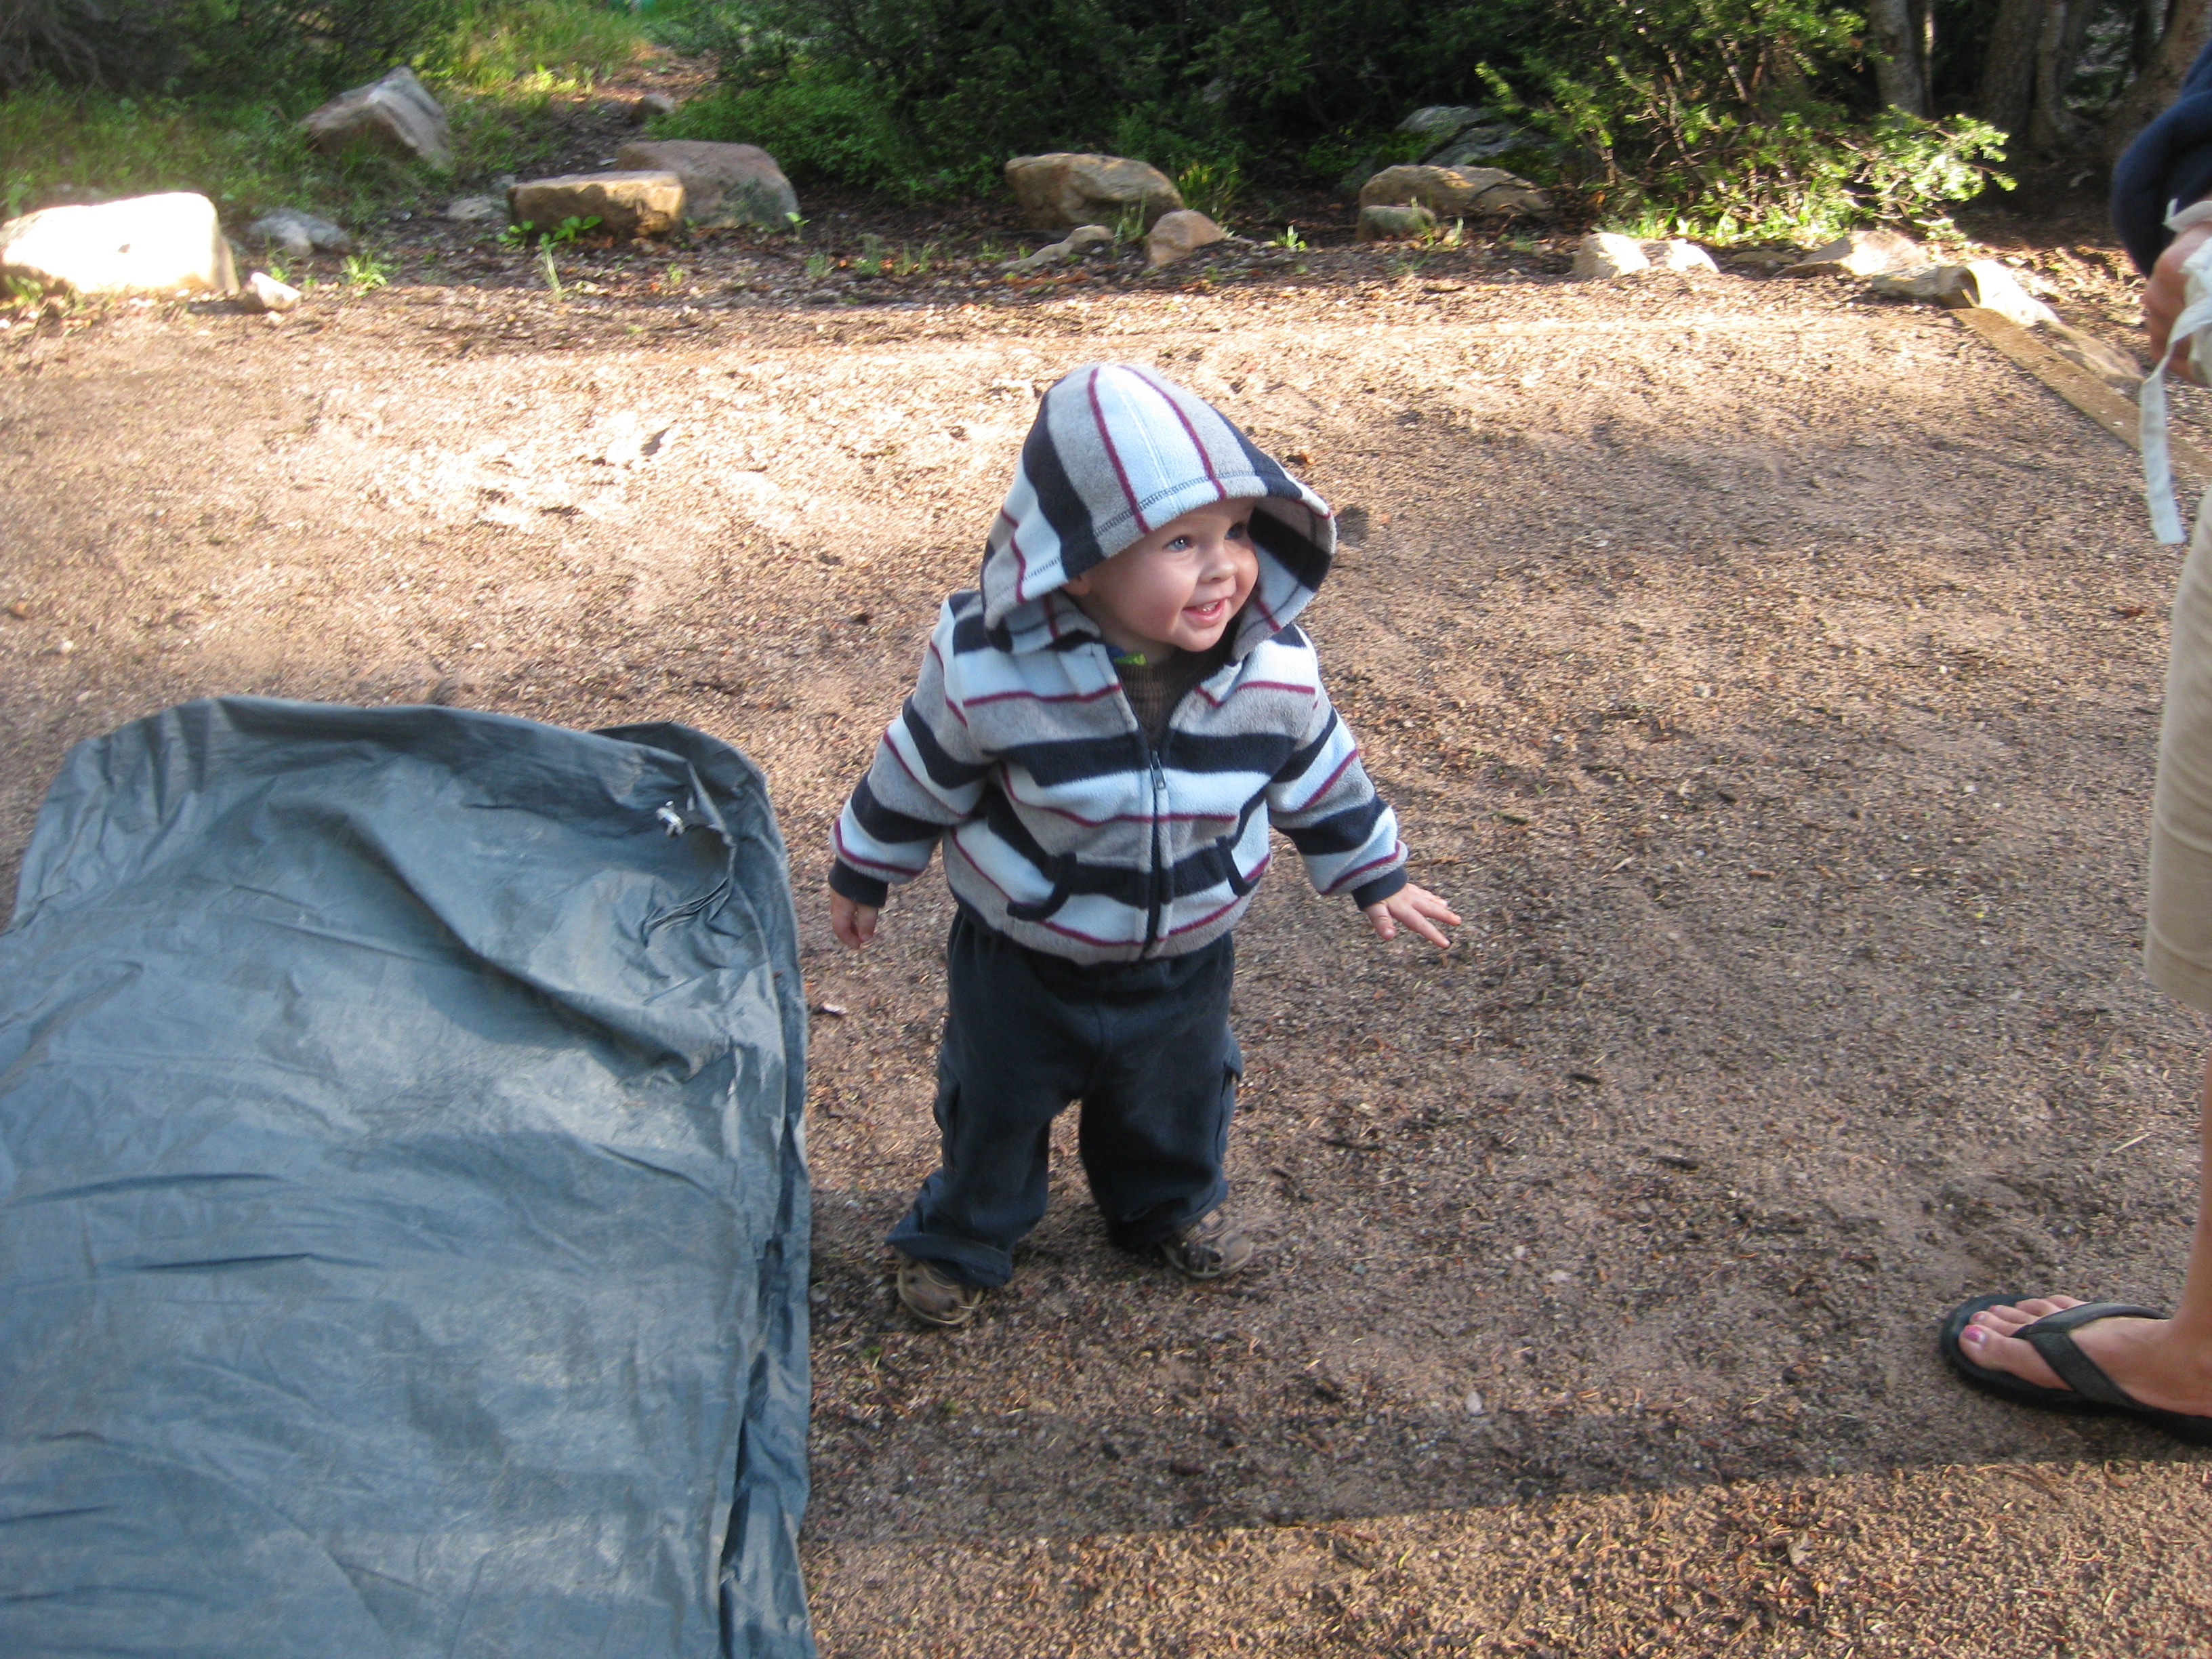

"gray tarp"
[0,698,813,1658]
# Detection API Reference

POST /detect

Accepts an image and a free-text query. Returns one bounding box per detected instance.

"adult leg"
[886,913,1089,1288]
[1957,1046,2212,1415]
[1076,934,1240,1249]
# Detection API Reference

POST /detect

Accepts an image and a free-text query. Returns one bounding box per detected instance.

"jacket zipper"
[1142,742,1168,956]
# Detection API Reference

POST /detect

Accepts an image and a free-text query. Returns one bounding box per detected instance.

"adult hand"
[2146,217,2212,382]
[830,890,878,949]
[1364,882,1460,947]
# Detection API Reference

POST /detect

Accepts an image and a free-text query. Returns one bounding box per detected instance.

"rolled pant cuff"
[887,1230,1012,1289]
[1104,1177,1229,1251]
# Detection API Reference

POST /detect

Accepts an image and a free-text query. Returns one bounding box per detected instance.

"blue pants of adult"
[887,908,1241,1288]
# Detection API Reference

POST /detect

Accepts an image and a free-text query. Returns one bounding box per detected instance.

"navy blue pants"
[887,908,1241,1288]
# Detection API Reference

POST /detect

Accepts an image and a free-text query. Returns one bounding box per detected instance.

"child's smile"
[1063,499,1260,657]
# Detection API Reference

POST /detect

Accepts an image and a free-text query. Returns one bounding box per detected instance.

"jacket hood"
[981,362,1335,653]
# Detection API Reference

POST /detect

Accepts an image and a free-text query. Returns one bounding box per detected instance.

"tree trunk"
[2106,0,2212,159]
[1978,0,2051,140]
[2030,0,2078,148]
[1867,0,1930,114]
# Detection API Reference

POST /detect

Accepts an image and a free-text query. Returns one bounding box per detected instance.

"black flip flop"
[1940,1292,2212,1447]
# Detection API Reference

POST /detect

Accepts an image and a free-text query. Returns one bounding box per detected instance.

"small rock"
[632,91,678,123]
[441,194,505,224]
[615,140,796,228]
[1866,262,1972,303]
[1572,232,1650,279]
[1547,1269,1573,1284]
[1005,152,1182,231]
[0,192,239,297]
[1463,1389,1486,1416]
[300,65,452,172]
[1787,1536,1813,1570]
[1357,203,1437,242]
[1002,224,1115,272]
[508,171,685,241]
[5,601,30,620]
[245,270,302,313]
[1146,208,1225,267]
[244,207,353,256]
[56,638,75,655]
[1358,163,1551,221]
[1781,227,1925,277]
[1652,238,1718,273]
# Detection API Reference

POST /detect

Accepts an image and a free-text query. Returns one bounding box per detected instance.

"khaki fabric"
[2148,497,2212,1011]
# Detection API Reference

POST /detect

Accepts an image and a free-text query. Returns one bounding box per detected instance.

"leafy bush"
[1481,0,2011,239]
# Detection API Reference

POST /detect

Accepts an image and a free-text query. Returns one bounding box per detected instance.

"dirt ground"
[10,169,2212,1654]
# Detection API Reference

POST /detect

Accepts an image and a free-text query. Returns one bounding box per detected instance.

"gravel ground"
[7,187,2212,1655]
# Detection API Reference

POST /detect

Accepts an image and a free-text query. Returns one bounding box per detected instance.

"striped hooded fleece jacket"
[828,361,1407,964]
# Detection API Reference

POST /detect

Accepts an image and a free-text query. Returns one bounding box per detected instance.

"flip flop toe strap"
[2018,1301,2168,1408]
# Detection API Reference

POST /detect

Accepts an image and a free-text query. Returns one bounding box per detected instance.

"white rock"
[302,66,452,171]
[1146,208,1226,267]
[245,208,353,256]
[1956,258,2060,329]
[632,91,678,123]
[1571,232,1650,279]
[1464,1389,1486,1416]
[1652,238,1718,272]
[246,270,302,312]
[0,192,238,296]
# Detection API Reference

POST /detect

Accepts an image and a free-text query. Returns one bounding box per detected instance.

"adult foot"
[1958,1294,2212,1417]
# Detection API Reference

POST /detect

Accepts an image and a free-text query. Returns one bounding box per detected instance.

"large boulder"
[510,171,685,240]
[1780,228,1925,276]
[1868,258,2058,329]
[614,140,797,227]
[1359,164,1550,221]
[1571,232,1649,279]
[1357,203,1438,242]
[0,192,238,296]
[1397,105,1530,167]
[301,66,452,172]
[1146,209,1226,267]
[1005,153,1182,231]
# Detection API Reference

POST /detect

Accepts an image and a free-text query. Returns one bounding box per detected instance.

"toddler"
[827,363,1456,1326]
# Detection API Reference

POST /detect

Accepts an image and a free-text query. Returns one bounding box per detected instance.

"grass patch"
[430,0,659,93]
[1,1,658,228]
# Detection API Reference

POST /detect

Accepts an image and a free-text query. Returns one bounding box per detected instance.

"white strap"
[2142,205,2212,544]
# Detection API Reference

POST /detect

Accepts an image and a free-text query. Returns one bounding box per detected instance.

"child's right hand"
[830,890,879,950]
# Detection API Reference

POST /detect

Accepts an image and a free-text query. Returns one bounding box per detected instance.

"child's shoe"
[897,1256,983,1327]
[1158,1207,1253,1279]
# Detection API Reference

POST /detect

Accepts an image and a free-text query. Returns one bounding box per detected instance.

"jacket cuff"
[1350,868,1408,909]
[828,861,889,909]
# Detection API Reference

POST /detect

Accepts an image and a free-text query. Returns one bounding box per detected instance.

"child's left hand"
[1364,882,1460,947]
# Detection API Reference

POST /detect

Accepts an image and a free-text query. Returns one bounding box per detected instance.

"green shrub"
[1481,0,2011,240]
[655,66,954,194]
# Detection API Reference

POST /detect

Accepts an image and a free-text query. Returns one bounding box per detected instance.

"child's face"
[1063,499,1260,657]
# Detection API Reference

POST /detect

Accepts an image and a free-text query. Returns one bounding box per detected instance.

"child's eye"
[1228,521,1252,539]
[1165,535,1193,552]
